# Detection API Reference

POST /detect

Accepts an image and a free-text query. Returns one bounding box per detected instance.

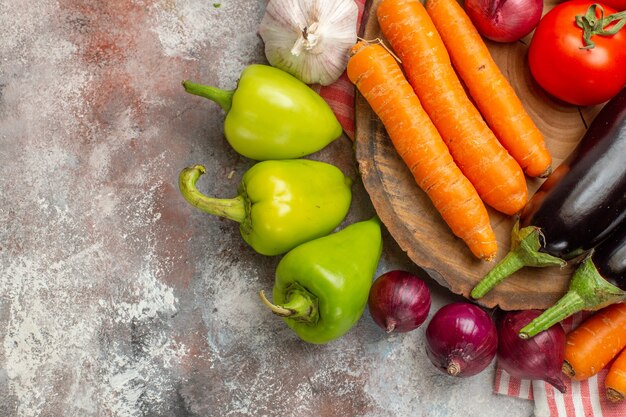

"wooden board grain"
[354,0,604,310]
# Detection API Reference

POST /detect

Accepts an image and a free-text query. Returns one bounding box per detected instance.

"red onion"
[368,270,431,333]
[425,302,497,377]
[464,0,543,43]
[497,310,567,393]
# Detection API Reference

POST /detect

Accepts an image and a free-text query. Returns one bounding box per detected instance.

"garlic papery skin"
[259,0,359,86]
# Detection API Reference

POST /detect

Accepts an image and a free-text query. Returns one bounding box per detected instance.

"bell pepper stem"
[182,80,235,113]
[179,165,247,224]
[470,221,566,299]
[518,254,625,339]
[259,290,292,316]
[258,284,319,324]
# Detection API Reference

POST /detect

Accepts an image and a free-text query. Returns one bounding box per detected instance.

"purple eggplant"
[596,228,626,292]
[519,221,626,338]
[471,88,626,300]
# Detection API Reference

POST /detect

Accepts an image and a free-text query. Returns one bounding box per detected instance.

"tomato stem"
[575,4,626,49]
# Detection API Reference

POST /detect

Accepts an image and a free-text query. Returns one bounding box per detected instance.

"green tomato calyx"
[576,4,626,49]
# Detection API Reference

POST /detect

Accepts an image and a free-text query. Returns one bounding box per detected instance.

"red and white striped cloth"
[494,313,626,417]
[315,71,359,140]
[317,2,626,414]
[312,0,368,141]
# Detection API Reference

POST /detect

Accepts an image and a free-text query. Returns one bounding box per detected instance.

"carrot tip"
[482,253,496,262]
[562,360,576,379]
[350,41,369,57]
[537,165,553,179]
[607,388,625,403]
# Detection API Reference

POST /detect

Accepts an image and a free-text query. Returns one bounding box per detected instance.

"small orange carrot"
[347,41,497,260]
[425,0,552,178]
[606,347,626,402]
[377,0,528,215]
[563,303,626,381]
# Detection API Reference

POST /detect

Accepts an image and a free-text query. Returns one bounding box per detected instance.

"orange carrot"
[563,303,626,381]
[606,347,626,402]
[377,0,528,215]
[347,41,497,260]
[425,0,552,178]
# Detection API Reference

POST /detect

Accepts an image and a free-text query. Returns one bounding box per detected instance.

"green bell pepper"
[182,64,342,161]
[178,159,352,256]
[259,217,383,344]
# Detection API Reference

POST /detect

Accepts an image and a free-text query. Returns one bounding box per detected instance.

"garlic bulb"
[258,0,359,86]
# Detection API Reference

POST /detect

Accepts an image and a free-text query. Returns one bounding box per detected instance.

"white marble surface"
[0,0,534,415]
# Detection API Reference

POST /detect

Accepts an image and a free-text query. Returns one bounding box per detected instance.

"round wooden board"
[355,0,605,310]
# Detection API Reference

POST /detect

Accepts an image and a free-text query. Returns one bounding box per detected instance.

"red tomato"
[528,0,626,106]
[595,0,626,10]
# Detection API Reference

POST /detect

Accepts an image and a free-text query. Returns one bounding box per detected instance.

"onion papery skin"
[497,310,568,393]
[425,302,498,377]
[258,0,359,86]
[368,270,432,333]
[464,0,543,43]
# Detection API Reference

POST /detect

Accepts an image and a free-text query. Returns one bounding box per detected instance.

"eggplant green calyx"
[182,80,235,113]
[519,253,625,339]
[259,284,319,324]
[575,5,626,50]
[179,164,247,224]
[471,220,567,299]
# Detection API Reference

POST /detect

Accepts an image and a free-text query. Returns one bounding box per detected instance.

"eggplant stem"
[518,291,584,339]
[471,222,566,299]
[519,255,625,338]
[471,250,526,299]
